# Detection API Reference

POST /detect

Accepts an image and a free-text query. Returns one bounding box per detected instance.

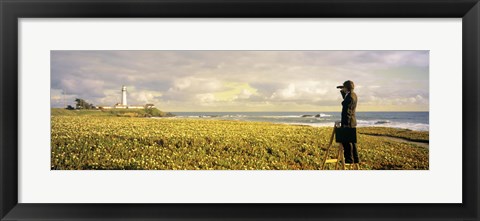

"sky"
[51,50,429,112]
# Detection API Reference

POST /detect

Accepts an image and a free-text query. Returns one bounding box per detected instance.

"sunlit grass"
[51,116,429,170]
[357,127,428,142]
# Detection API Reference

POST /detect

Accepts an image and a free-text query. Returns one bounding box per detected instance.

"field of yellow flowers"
[51,116,429,170]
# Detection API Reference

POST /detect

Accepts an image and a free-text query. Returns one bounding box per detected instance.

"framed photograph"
[1,0,479,220]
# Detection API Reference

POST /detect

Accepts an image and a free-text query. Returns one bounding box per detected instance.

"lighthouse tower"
[121,85,127,106]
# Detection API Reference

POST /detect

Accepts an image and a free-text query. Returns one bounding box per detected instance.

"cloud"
[195,93,216,104]
[268,81,344,108]
[270,82,329,100]
[51,50,429,111]
[214,82,258,101]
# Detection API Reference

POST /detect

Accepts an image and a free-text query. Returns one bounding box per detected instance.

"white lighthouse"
[102,85,152,109]
[121,85,127,106]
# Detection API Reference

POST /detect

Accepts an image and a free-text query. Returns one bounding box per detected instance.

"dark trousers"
[342,142,359,163]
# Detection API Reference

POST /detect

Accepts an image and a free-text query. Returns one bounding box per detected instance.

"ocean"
[170,112,429,131]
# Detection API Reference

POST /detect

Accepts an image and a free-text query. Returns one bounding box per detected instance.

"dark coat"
[341,91,357,128]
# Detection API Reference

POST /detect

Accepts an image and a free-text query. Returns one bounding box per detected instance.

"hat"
[343,80,354,90]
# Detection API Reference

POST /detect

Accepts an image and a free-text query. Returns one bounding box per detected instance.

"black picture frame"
[1,0,479,220]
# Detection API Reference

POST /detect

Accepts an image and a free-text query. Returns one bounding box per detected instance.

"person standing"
[339,80,360,164]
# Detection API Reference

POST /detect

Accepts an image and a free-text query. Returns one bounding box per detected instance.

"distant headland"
[57,85,174,118]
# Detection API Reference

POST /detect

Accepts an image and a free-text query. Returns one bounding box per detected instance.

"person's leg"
[342,142,353,163]
[352,142,360,163]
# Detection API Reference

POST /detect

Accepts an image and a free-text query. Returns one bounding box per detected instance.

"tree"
[75,98,94,109]
[66,105,75,110]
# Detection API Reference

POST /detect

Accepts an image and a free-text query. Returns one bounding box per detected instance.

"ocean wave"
[261,113,333,118]
[170,114,428,131]
[285,121,429,131]
[221,114,247,118]
[357,120,392,125]
[365,122,429,131]
[318,113,333,117]
[260,115,302,118]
